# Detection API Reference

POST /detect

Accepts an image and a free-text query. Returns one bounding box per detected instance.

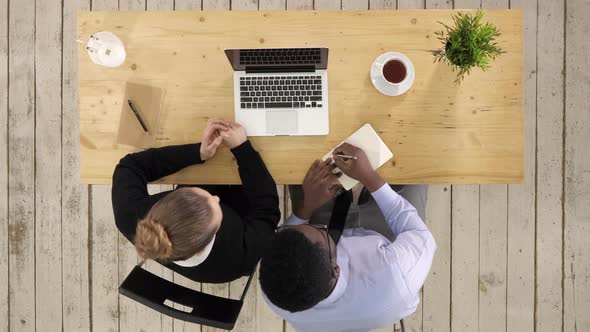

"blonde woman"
[112,118,280,283]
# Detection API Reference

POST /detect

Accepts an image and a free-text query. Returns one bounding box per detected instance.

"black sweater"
[111,141,280,283]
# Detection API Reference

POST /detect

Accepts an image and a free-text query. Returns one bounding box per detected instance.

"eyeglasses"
[276,223,334,278]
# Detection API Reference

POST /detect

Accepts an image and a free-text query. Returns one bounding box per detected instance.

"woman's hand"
[294,159,342,220]
[220,122,248,149]
[200,118,230,161]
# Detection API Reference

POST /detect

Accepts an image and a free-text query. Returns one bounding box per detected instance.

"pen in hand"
[127,99,149,133]
[334,154,357,160]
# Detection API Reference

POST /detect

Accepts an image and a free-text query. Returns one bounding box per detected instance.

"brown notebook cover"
[116,82,164,149]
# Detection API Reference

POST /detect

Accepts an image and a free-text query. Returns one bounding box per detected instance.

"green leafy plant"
[433,10,504,83]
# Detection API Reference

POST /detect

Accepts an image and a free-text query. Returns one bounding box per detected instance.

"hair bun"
[135,218,173,261]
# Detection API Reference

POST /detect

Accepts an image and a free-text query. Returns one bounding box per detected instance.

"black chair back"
[119,265,256,330]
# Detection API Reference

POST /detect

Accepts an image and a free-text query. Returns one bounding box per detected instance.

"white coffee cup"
[370,52,415,96]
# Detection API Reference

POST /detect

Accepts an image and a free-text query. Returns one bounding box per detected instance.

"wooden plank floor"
[1,0,588,331]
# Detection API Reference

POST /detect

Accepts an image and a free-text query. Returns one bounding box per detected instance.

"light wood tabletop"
[78,10,523,184]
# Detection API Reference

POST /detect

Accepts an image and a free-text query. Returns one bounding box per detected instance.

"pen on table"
[334,154,357,160]
[127,99,149,133]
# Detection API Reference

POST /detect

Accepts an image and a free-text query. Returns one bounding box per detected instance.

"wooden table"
[78,10,523,184]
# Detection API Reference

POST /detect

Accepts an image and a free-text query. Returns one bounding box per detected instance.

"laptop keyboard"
[239,75,323,109]
[239,48,322,65]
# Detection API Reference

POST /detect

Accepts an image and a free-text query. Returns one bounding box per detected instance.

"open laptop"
[225,48,329,136]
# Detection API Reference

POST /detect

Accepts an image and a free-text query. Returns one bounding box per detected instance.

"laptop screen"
[225,47,329,71]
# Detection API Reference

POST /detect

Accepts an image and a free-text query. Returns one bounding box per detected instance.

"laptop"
[225,48,330,136]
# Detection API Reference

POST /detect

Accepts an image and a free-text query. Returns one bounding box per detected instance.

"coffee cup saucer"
[370,52,415,96]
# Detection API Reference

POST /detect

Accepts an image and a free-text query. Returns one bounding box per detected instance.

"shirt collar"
[314,244,349,307]
[172,234,216,267]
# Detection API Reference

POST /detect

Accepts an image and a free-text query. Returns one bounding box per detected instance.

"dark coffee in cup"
[382,59,407,84]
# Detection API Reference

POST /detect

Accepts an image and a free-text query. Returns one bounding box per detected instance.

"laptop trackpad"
[266,111,298,135]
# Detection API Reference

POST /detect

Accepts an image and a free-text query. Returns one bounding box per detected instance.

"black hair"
[259,229,334,313]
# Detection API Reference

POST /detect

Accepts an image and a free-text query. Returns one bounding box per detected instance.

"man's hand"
[220,122,248,149]
[200,118,230,161]
[333,143,385,192]
[295,159,342,220]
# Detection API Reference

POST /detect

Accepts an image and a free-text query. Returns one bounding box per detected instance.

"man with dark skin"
[260,143,436,332]
[284,143,389,292]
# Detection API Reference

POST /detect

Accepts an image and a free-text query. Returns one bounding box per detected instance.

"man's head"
[259,224,339,312]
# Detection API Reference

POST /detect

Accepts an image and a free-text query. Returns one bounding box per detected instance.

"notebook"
[322,123,394,190]
[116,82,164,149]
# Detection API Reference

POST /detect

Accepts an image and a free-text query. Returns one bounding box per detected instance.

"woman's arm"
[111,143,204,240]
[221,123,281,268]
[231,141,281,268]
[232,141,281,222]
[112,118,230,242]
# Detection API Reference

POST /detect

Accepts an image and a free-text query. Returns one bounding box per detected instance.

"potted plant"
[433,10,504,83]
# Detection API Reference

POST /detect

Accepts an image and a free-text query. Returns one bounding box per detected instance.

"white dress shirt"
[263,184,437,332]
[172,234,216,267]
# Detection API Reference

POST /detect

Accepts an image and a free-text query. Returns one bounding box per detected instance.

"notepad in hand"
[322,124,393,190]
